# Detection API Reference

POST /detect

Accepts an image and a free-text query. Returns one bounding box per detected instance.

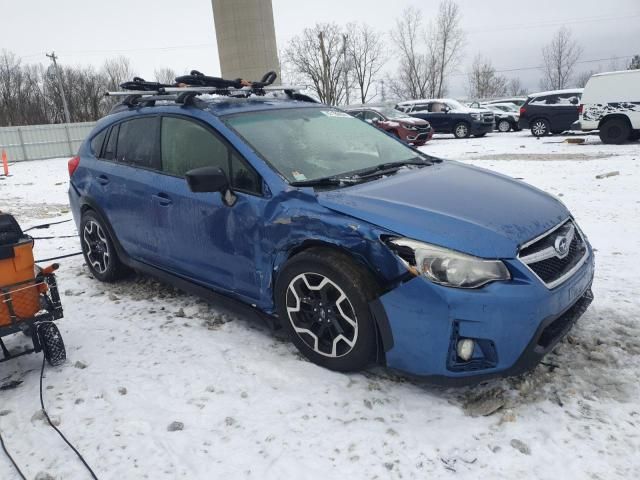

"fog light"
[457,339,475,361]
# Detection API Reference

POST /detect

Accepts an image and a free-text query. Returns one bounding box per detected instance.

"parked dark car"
[485,103,521,132]
[345,106,433,145]
[518,89,583,136]
[396,99,494,138]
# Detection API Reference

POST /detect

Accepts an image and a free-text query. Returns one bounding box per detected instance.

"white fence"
[0,122,96,162]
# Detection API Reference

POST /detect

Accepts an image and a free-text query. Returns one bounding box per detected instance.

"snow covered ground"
[1,131,639,479]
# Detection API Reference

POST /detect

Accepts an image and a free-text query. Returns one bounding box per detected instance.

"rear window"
[116,117,160,169]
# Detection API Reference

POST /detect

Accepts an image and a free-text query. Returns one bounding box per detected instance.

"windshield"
[224,107,418,183]
[446,99,467,110]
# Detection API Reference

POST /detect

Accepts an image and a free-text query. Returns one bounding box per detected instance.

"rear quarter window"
[90,129,108,156]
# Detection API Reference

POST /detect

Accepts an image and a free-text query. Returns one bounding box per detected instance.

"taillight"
[577,104,584,115]
[68,156,80,177]
[519,106,526,116]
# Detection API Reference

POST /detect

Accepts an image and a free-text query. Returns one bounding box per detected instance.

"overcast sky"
[3,0,639,97]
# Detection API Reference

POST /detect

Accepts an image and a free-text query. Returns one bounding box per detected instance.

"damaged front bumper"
[371,250,595,385]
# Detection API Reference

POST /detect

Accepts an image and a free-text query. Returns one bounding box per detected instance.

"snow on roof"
[396,98,456,105]
[527,88,583,98]
[592,69,640,77]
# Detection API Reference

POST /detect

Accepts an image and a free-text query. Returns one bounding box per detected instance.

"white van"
[579,70,640,144]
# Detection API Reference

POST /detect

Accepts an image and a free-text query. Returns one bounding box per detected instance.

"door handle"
[97,174,109,185]
[152,193,173,206]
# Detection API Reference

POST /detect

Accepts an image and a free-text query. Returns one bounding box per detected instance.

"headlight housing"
[470,113,481,121]
[402,123,418,130]
[386,237,511,288]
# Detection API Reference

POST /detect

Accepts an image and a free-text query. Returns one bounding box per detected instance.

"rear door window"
[116,117,160,169]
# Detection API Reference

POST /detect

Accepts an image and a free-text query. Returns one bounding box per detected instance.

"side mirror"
[442,107,450,113]
[185,166,229,193]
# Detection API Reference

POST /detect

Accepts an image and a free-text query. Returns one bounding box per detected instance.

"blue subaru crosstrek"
[68,91,594,384]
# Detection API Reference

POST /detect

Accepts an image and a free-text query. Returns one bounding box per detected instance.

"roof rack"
[105,70,317,107]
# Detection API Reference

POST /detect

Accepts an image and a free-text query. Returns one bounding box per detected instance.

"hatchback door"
[152,115,265,300]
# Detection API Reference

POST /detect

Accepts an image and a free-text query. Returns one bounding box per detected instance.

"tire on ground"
[274,248,381,372]
[453,122,470,139]
[530,118,550,137]
[38,322,66,367]
[80,210,129,282]
[599,118,631,144]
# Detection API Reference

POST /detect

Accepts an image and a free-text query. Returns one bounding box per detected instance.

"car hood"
[394,116,428,126]
[316,161,569,258]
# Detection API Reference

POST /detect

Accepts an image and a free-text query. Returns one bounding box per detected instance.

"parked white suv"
[578,70,640,144]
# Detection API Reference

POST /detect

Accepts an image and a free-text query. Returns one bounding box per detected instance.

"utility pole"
[342,34,350,106]
[46,52,71,124]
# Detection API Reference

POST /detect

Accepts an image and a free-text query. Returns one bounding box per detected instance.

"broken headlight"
[386,237,510,289]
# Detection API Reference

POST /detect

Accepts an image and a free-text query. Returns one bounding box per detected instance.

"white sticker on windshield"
[320,110,352,118]
[292,171,307,181]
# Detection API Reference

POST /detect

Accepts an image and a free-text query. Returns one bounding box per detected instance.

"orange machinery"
[0,213,65,365]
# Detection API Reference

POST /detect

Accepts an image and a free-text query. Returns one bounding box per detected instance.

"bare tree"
[154,67,177,85]
[507,77,528,96]
[540,27,583,90]
[284,23,347,105]
[433,0,465,98]
[101,56,135,90]
[467,54,508,99]
[346,23,386,104]
[629,54,640,70]
[575,69,597,88]
[388,7,434,100]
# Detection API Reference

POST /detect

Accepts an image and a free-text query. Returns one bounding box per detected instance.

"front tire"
[497,119,511,132]
[530,118,550,137]
[599,118,631,144]
[275,248,380,372]
[453,122,470,139]
[80,211,128,282]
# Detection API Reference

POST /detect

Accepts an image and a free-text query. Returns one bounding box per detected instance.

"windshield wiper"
[289,176,359,187]
[350,157,433,178]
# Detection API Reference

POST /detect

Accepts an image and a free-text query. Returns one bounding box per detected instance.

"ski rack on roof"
[106,70,317,107]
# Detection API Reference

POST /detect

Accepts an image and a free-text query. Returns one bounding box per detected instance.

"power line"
[467,12,640,35]
[449,54,635,77]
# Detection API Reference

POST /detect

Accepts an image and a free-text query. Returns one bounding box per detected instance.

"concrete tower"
[211,0,280,82]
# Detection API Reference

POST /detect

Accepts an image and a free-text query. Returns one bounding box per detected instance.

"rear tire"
[38,323,66,367]
[453,122,470,139]
[275,248,380,372]
[599,118,631,144]
[530,118,550,137]
[80,211,128,282]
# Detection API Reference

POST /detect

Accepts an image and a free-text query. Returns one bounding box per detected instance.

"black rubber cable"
[35,252,83,263]
[23,219,73,233]
[0,428,27,480]
[31,235,78,240]
[37,347,99,480]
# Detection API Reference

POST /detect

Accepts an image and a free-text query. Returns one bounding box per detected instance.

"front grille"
[518,220,588,288]
[416,125,431,133]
